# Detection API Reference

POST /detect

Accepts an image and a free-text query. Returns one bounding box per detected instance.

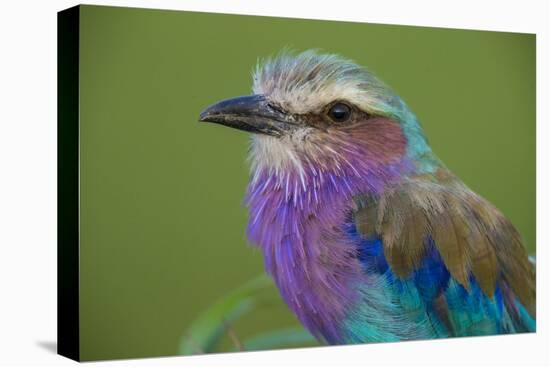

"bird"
[198,50,535,344]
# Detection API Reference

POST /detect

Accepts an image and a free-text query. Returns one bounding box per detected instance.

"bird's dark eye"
[327,103,352,122]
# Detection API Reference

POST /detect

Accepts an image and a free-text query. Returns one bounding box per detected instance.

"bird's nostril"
[267,102,285,115]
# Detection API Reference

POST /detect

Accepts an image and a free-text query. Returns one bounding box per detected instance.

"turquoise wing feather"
[345,174,535,341]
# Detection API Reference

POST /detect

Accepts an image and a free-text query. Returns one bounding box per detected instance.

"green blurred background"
[78,5,535,361]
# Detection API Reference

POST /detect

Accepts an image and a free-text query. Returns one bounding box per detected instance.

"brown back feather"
[354,173,535,316]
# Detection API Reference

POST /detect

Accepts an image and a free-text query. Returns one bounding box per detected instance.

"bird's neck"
[245,144,415,341]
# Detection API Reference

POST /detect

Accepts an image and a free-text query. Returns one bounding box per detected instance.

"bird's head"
[200,50,433,178]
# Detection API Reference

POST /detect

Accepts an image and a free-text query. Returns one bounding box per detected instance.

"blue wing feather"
[344,220,535,342]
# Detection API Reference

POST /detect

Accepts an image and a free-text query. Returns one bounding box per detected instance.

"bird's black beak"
[199,94,296,136]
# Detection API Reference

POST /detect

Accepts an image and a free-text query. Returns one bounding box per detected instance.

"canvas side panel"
[57,5,80,362]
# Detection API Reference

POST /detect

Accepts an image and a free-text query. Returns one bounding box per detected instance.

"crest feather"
[252,49,404,118]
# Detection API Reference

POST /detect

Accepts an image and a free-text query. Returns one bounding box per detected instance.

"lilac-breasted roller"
[199,50,535,344]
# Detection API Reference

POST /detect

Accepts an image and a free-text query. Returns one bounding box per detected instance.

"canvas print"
[58,5,536,362]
